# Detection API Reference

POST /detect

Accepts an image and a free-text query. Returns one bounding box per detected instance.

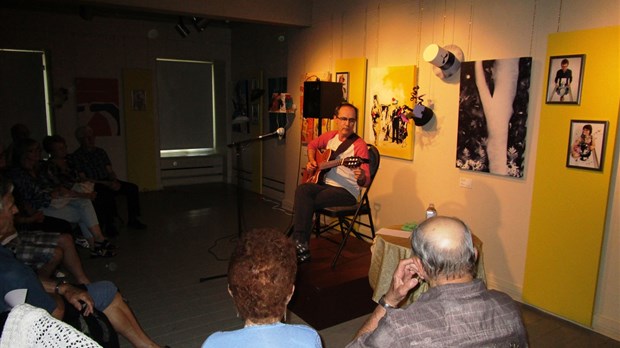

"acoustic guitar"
[301,149,369,184]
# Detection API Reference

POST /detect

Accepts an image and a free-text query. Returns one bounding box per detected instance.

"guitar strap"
[328,133,359,161]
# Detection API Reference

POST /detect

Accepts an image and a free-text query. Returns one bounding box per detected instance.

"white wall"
[283,0,619,338]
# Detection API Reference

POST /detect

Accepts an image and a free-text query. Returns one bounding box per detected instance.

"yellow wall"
[335,57,368,135]
[523,26,619,326]
[122,69,158,191]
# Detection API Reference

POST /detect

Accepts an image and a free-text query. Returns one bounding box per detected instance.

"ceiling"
[0,0,312,27]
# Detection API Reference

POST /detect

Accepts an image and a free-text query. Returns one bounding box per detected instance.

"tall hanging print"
[456,57,532,178]
[367,65,415,160]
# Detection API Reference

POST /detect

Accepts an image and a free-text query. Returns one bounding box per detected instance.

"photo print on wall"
[566,120,607,171]
[367,65,416,160]
[456,57,532,178]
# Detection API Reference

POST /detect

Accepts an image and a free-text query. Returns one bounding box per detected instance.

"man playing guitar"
[292,102,371,264]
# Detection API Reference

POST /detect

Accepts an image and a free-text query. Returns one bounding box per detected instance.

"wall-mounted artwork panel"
[456,57,532,178]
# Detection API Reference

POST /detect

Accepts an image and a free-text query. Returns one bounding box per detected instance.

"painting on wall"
[76,78,120,136]
[566,120,607,171]
[456,57,532,178]
[366,65,416,160]
[546,54,585,104]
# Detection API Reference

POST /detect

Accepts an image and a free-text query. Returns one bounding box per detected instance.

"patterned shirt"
[70,146,112,181]
[40,157,80,190]
[7,167,52,210]
[347,279,528,348]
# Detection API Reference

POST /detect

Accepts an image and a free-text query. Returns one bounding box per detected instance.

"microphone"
[276,127,285,140]
[228,127,286,148]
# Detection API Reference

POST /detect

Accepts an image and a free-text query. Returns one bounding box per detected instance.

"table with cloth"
[368,226,486,306]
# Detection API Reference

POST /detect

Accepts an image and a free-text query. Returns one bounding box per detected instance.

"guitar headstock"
[343,156,370,168]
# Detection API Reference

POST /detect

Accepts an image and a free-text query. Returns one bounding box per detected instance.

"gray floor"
[81,183,619,348]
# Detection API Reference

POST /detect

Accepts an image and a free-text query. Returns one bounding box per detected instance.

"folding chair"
[314,144,380,268]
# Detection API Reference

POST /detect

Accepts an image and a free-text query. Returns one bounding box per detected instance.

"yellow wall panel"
[122,69,158,191]
[335,58,368,136]
[523,26,619,326]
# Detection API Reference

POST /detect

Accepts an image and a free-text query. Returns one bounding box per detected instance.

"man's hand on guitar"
[306,160,318,172]
[354,167,366,185]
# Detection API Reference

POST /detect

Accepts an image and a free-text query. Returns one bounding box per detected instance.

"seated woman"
[202,228,322,348]
[7,138,114,257]
[42,134,118,237]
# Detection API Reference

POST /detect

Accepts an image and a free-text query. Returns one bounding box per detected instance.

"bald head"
[411,216,476,281]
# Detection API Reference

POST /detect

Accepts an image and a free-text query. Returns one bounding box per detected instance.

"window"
[156,58,216,157]
[0,49,52,142]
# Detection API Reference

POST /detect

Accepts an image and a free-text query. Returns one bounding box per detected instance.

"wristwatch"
[55,279,68,295]
[378,294,396,309]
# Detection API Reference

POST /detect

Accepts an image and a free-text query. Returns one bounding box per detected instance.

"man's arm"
[41,279,95,316]
[352,258,422,340]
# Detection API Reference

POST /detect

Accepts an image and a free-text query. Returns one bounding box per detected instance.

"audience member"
[3,226,91,284]
[0,303,100,347]
[42,134,118,237]
[7,138,115,257]
[202,228,322,348]
[347,216,527,347]
[291,103,370,263]
[2,144,72,238]
[71,126,146,230]
[0,176,165,348]
[5,123,31,167]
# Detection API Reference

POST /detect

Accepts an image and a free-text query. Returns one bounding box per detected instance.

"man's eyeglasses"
[337,116,357,123]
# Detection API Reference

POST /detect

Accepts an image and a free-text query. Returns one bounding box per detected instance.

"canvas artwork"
[456,57,532,178]
[367,65,416,160]
[76,78,120,136]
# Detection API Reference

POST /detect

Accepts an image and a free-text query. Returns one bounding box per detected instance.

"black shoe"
[128,219,147,230]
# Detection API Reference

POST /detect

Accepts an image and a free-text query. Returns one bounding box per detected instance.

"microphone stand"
[199,130,281,282]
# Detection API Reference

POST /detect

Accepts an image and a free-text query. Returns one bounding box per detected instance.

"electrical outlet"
[459,177,472,189]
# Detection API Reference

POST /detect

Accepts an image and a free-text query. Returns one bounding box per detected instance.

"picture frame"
[336,72,349,101]
[131,89,146,111]
[546,54,585,104]
[566,120,607,171]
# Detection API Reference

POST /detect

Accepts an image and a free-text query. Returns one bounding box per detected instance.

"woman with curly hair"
[202,228,322,347]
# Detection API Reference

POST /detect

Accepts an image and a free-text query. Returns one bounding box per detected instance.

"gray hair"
[410,216,476,280]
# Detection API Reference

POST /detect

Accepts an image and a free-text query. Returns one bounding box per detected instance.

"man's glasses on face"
[337,116,357,124]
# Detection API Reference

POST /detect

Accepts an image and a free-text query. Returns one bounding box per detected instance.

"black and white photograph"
[456,57,532,178]
[566,120,607,171]
[546,54,585,104]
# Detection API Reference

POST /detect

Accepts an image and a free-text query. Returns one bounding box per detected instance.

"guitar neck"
[318,158,344,171]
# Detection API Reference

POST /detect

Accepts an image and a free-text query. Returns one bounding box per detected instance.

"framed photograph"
[566,120,607,171]
[546,54,585,104]
[131,89,146,111]
[336,72,349,101]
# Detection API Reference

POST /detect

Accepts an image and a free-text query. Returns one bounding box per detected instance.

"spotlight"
[175,17,190,38]
[192,17,210,32]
